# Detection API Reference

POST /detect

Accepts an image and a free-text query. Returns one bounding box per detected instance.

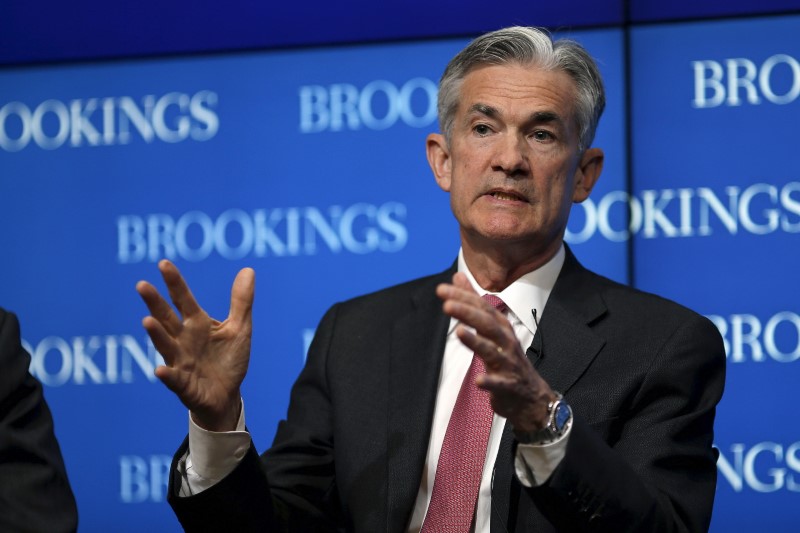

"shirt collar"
[454,244,565,336]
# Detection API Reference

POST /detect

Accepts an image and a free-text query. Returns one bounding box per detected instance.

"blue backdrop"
[1,7,799,532]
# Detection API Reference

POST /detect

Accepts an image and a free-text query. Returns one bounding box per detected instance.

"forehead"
[456,63,578,122]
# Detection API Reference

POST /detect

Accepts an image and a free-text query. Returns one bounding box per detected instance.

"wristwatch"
[514,392,572,445]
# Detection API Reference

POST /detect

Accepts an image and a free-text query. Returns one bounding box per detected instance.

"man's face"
[427,63,603,258]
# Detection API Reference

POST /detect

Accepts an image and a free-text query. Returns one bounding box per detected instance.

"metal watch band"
[513,391,572,445]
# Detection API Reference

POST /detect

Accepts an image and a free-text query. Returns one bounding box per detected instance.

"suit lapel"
[386,267,454,532]
[533,247,607,397]
[533,300,606,395]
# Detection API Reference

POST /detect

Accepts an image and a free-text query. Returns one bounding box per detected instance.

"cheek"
[449,180,470,212]
[455,143,488,172]
[457,158,480,177]
[535,172,574,216]
[450,163,480,198]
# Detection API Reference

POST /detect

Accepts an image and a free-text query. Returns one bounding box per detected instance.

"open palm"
[136,260,255,431]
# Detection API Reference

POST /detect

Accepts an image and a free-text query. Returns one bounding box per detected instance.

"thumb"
[155,365,184,397]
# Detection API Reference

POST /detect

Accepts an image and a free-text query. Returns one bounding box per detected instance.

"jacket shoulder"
[329,265,454,318]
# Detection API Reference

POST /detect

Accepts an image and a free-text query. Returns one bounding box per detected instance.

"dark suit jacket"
[169,248,725,532]
[0,308,78,533]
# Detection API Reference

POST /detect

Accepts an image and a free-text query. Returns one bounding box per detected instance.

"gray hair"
[437,26,606,152]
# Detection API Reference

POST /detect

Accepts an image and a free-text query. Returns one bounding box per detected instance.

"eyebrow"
[529,111,562,124]
[467,103,500,119]
[466,104,566,127]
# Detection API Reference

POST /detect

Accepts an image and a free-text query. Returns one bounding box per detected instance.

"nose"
[491,133,530,177]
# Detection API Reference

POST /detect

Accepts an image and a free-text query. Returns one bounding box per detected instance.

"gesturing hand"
[136,260,255,432]
[436,273,556,433]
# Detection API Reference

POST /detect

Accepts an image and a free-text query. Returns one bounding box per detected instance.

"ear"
[426,133,452,192]
[572,147,604,203]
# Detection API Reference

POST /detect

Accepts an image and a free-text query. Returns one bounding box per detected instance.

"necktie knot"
[482,293,507,313]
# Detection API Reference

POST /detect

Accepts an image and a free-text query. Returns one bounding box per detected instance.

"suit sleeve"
[167,304,344,532]
[527,313,726,532]
[0,309,78,533]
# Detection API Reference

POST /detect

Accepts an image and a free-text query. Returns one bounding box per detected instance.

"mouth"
[486,189,527,202]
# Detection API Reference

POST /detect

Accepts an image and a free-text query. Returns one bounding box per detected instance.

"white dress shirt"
[179,245,572,533]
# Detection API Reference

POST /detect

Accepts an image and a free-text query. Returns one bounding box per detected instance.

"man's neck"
[460,237,562,292]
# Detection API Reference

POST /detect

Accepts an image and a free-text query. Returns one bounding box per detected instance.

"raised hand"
[136,260,255,432]
[436,272,555,433]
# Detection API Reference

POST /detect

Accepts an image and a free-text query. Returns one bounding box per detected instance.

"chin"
[475,227,538,244]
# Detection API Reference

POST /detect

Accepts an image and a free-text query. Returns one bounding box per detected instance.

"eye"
[473,124,492,136]
[532,130,555,142]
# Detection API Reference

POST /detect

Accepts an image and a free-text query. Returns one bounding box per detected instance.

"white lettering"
[739,184,779,234]
[117,203,409,263]
[559,182,800,243]
[0,101,33,151]
[29,336,73,387]
[697,187,738,236]
[189,90,219,140]
[330,84,360,131]
[376,202,408,251]
[120,455,172,503]
[717,443,745,492]
[299,78,438,133]
[117,215,147,264]
[787,442,800,491]
[117,95,155,144]
[642,190,679,238]
[744,442,784,493]
[32,99,69,149]
[26,334,163,386]
[759,54,800,104]
[299,86,329,133]
[152,92,190,142]
[1,91,219,151]
[69,98,101,146]
[72,336,105,385]
[726,58,761,106]
[707,311,800,363]
[693,54,800,108]
[763,312,800,362]
[781,182,800,231]
[718,441,800,493]
[692,60,726,108]
[564,199,597,245]
[174,211,214,261]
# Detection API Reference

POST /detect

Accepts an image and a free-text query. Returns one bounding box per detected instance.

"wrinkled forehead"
[455,63,580,131]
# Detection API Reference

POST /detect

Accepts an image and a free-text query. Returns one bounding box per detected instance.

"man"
[137,27,725,531]
[0,307,78,532]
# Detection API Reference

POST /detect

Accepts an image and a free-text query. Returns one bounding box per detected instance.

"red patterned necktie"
[421,294,507,533]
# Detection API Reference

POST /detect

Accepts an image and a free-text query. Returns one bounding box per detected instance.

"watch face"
[554,402,571,431]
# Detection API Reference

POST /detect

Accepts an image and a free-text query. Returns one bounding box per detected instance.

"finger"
[142,316,181,365]
[452,272,477,293]
[438,280,506,325]
[475,372,517,392]
[445,297,511,344]
[456,325,510,370]
[136,280,183,335]
[437,280,485,309]
[159,259,203,318]
[229,267,255,327]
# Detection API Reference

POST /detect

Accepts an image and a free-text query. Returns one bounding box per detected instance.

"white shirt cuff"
[514,420,572,487]
[177,400,251,496]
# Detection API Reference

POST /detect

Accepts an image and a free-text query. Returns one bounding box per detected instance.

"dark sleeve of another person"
[0,308,78,533]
